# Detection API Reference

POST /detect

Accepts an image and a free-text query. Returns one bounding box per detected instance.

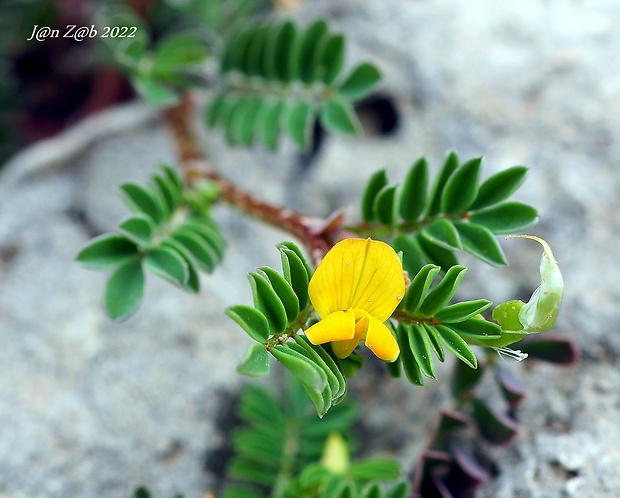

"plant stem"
[163,95,334,265]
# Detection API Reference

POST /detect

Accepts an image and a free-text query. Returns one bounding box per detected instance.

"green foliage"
[207,19,380,149]
[389,264,500,386]
[223,380,405,498]
[229,242,368,416]
[96,6,211,107]
[223,380,358,498]
[359,153,539,273]
[76,165,225,319]
[131,486,184,498]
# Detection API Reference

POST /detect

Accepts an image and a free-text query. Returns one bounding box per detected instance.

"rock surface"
[2,1,620,497]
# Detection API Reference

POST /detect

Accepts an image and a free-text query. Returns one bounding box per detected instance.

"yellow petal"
[331,313,366,358]
[305,309,356,345]
[309,238,405,321]
[364,316,400,362]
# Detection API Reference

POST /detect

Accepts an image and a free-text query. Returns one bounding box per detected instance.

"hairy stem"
[163,95,334,265]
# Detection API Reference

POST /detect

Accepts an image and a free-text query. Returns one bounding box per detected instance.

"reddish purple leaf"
[494,363,527,409]
[471,398,520,445]
[519,333,580,365]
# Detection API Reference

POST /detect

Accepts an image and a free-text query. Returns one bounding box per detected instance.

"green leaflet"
[453,221,508,267]
[434,299,492,323]
[398,157,428,222]
[316,34,345,84]
[120,182,165,224]
[286,100,313,148]
[257,100,285,150]
[427,151,459,216]
[171,229,217,272]
[259,267,300,323]
[104,258,144,320]
[396,323,424,386]
[298,19,329,83]
[144,246,188,286]
[320,99,360,135]
[161,240,200,293]
[237,343,270,377]
[391,234,426,278]
[403,264,441,313]
[76,234,138,270]
[373,185,397,226]
[296,335,347,403]
[435,325,477,369]
[279,241,313,280]
[337,62,381,101]
[279,247,310,310]
[440,157,481,214]
[408,324,435,379]
[226,305,270,342]
[470,201,539,234]
[271,345,329,416]
[422,323,445,362]
[470,166,528,210]
[118,214,155,246]
[131,74,180,107]
[421,218,461,251]
[419,265,467,316]
[248,272,288,334]
[361,169,388,222]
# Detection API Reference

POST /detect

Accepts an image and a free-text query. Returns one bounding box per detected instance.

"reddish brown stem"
[162,96,336,265]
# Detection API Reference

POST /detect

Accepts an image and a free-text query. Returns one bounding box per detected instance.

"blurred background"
[1,1,620,497]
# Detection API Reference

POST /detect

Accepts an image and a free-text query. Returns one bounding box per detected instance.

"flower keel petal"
[365,316,400,362]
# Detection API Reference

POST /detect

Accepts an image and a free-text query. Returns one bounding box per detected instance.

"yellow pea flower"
[304,238,405,362]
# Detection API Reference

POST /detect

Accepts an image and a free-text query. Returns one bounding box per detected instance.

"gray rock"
[2,1,620,497]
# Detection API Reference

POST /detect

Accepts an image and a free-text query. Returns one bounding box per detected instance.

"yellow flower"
[304,238,405,362]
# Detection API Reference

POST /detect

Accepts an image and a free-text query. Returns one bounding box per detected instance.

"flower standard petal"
[364,316,400,362]
[309,238,405,320]
[305,309,356,345]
